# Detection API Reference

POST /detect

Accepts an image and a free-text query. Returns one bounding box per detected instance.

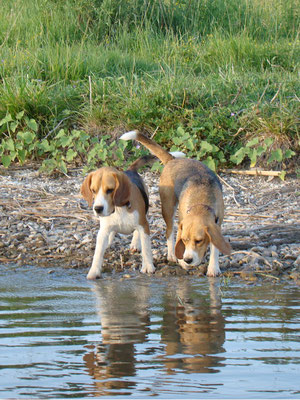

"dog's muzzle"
[94,205,104,215]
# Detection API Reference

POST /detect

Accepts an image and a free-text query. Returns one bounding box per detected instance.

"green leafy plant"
[0,111,39,167]
[169,126,226,171]
[230,137,296,180]
[0,112,130,175]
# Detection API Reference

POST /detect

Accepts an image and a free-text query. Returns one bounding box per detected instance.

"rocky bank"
[0,166,299,284]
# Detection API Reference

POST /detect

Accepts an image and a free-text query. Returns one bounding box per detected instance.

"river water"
[0,264,299,398]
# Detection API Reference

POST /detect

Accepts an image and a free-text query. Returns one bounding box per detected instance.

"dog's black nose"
[184,258,193,264]
[94,205,104,214]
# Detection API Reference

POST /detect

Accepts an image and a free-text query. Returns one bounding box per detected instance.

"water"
[0,264,299,399]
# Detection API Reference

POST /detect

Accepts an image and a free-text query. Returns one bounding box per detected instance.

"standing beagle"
[81,156,156,279]
[120,131,231,276]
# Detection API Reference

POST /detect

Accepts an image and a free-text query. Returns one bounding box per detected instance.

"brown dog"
[120,131,231,276]
[81,156,156,279]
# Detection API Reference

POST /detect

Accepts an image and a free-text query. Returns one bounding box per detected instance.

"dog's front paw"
[140,263,156,274]
[130,244,141,253]
[206,267,221,277]
[87,268,102,280]
[167,254,178,263]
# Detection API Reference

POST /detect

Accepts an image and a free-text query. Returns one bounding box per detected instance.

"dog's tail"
[127,154,156,171]
[120,130,184,165]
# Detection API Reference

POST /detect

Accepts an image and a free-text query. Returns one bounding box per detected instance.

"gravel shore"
[1,166,299,284]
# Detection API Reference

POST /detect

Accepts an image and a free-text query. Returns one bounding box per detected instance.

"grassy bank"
[0,0,299,174]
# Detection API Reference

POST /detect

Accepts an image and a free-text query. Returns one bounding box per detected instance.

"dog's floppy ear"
[175,223,185,259]
[205,223,231,255]
[113,172,131,207]
[80,172,94,207]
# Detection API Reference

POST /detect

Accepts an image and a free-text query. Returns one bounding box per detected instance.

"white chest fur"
[99,207,139,235]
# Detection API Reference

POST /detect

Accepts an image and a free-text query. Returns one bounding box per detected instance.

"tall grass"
[0,0,299,165]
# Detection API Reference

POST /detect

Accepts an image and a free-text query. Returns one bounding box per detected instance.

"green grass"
[0,0,299,171]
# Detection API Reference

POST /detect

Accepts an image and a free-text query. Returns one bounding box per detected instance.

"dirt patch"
[0,166,299,284]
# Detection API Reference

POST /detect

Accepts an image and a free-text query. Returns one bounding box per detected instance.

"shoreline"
[1,166,299,284]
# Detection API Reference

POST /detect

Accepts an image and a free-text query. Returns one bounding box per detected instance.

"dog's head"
[80,167,131,217]
[175,213,231,267]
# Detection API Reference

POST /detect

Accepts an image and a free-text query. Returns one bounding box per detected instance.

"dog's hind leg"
[138,223,155,274]
[160,186,178,262]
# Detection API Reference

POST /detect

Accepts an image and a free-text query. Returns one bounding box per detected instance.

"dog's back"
[161,158,222,200]
[125,155,156,213]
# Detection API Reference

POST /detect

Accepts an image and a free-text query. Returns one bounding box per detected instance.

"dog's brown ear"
[80,172,94,207]
[175,223,185,259]
[113,172,131,207]
[205,223,231,255]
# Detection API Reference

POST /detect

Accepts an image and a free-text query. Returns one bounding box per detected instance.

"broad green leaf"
[115,148,125,160]
[59,136,72,147]
[10,121,18,133]
[230,147,246,165]
[257,145,266,156]
[200,141,213,152]
[177,126,185,136]
[249,149,257,167]
[28,143,36,152]
[279,171,286,181]
[172,137,184,145]
[66,149,77,161]
[16,111,24,120]
[151,161,163,172]
[17,149,26,164]
[246,137,259,147]
[70,129,81,138]
[61,160,68,174]
[38,139,52,152]
[264,137,274,147]
[23,131,36,144]
[284,149,295,159]
[0,113,12,126]
[1,155,11,167]
[55,129,66,139]
[5,138,15,151]
[203,156,216,171]
[98,148,108,161]
[186,138,195,150]
[217,150,226,163]
[268,148,283,164]
[26,119,38,132]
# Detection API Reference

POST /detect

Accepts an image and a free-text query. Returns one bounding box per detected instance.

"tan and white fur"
[120,131,231,276]
[81,156,155,279]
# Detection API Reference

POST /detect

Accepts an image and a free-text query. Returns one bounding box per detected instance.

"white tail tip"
[170,151,186,158]
[120,130,138,141]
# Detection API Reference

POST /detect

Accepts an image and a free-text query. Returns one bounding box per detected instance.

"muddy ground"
[0,166,299,284]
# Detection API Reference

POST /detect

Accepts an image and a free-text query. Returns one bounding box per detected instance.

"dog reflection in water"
[83,280,151,395]
[160,278,225,374]
[83,278,225,394]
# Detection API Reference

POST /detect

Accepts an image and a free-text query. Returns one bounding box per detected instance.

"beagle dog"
[81,156,156,279]
[120,131,231,277]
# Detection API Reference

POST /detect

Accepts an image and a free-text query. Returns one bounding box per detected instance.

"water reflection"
[84,277,226,394]
[84,279,151,394]
[160,278,225,374]
[1,265,299,398]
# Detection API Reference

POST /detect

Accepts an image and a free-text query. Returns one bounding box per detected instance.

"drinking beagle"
[120,131,231,276]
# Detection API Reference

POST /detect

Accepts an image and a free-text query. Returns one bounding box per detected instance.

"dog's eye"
[195,239,203,245]
[106,188,114,194]
[91,188,96,194]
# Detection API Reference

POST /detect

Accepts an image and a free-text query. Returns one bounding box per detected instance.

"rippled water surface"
[0,264,299,398]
